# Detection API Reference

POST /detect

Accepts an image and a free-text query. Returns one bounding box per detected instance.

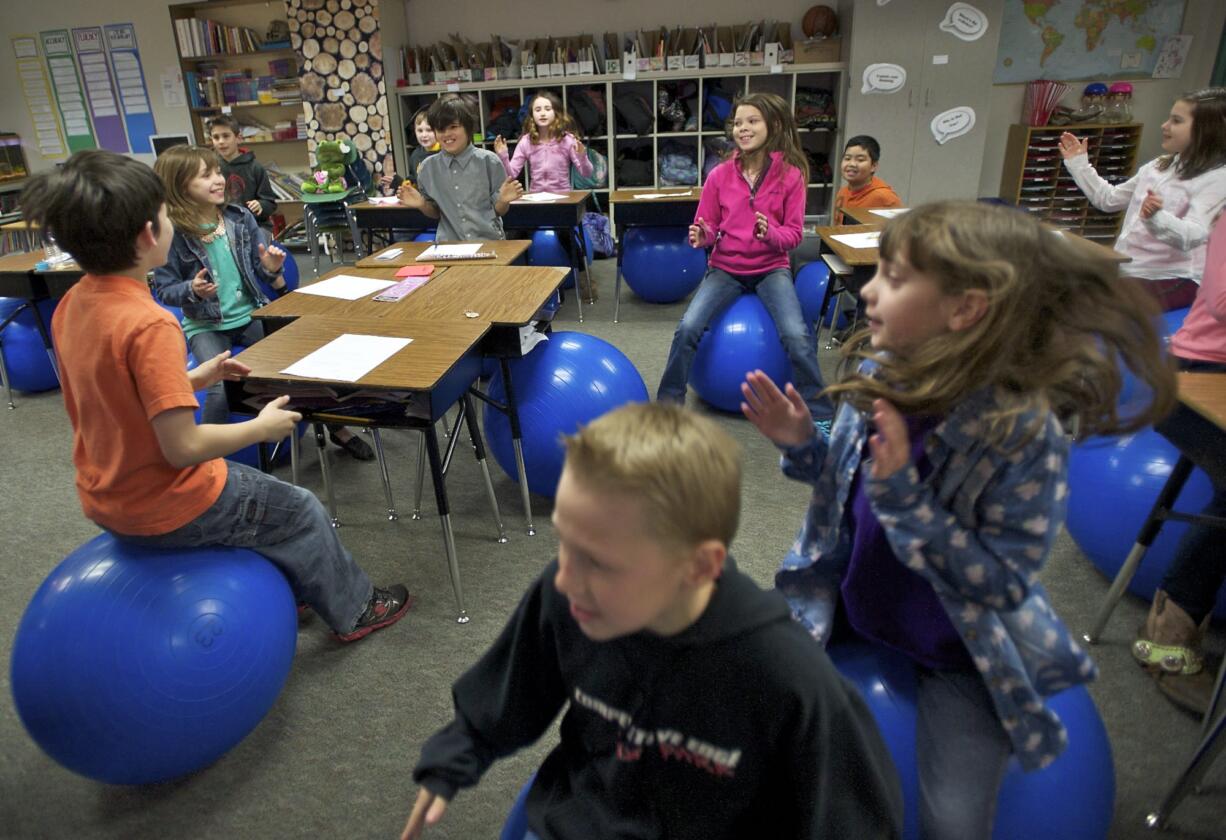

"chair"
[302,194,366,273]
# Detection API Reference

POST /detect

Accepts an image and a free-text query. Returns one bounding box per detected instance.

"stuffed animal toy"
[301,139,355,197]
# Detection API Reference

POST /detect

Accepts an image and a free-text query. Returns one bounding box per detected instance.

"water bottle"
[44,235,62,262]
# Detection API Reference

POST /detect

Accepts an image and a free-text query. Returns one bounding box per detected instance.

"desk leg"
[314,422,341,528]
[423,423,469,623]
[370,428,398,521]
[28,301,61,386]
[0,347,13,409]
[1145,693,1226,830]
[572,225,595,306]
[290,425,301,486]
[614,229,625,323]
[1084,455,1194,644]
[461,393,507,544]
[562,226,584,323]
[412,432,427,520]
[500,357,536,536]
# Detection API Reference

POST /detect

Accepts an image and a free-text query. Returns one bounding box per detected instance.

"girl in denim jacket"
[742,200,1176,840]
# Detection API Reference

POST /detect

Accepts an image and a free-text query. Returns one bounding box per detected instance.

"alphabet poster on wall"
[40,30,96,153]
[11,36,67,159]
[104,24,157,153]
[71,27,129,152]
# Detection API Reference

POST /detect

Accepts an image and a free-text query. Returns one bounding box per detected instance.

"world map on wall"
[994,0,1186,83]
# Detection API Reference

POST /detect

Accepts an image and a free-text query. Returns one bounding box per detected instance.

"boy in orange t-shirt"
[24,150,410,643]
[832,135,903,225]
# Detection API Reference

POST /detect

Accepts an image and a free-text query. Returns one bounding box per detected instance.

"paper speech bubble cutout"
[931,106,976,145]
[939,2,989,42]
[861,63,907,95]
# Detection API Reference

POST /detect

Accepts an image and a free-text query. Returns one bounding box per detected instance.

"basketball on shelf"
[802,5,838,38]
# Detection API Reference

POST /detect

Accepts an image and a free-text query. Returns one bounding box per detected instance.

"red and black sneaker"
[334,584,413,643]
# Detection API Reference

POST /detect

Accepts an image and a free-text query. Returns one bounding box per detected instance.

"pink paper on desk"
[396,264,434,277]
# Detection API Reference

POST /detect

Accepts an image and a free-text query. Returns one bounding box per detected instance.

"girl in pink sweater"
[494,91,592,193]
[657,92,833,423]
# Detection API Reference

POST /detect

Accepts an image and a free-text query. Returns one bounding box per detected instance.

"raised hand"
[400,788,450,840]
[1058,132,1089,160]
[498,177,524,204]
[246,199,263,216]
[688,217,708,248]
[256,395,302,442]
[258,242,286,273]
[754,211,769,241]
[191,268,217,299]
[866,398,909,480]
[571,134,586,158]
[398,181,425,209]
[740,370,815,447]
[493,135,508,157]
[1140,189,1164,220]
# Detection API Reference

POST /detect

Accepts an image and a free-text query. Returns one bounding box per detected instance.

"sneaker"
[334,584,414,643]
[329,429,375,461]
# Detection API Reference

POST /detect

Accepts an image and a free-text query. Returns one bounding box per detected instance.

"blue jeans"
[656,267,834,420]
[107,462,373,633]
[188,320,266,425]
[916,667,1013,840]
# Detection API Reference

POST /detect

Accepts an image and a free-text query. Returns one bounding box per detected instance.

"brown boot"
[1133,590,1215,717]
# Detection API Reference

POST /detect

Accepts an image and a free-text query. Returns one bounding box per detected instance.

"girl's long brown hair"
[1155,87,1226,179]
[730,92,809,183]
[522,91,577,144]
[152,145,225,236]
[827,201,1177,447]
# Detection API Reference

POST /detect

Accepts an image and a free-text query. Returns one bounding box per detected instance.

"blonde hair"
[829,200,1177,447]
[562,402,742,549]
[523,91,577,144]
[152,145,225,235]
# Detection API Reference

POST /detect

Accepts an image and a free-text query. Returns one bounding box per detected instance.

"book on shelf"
[174,17,265,59]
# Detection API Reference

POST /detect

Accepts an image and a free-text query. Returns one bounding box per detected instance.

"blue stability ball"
[0,297,59,393]
[622,226,707,303]
[793,261,848,332]
[483,332,649,497]
[1067,428,1225,619]
[414,230,436,242]
[828,642,1115,840]
[11,534,297,785]
[528,228,589,291]
[690,294,794,413]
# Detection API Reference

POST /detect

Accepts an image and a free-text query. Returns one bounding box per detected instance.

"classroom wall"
[977,0,1226,198]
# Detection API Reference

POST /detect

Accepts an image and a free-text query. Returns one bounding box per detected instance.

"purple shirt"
[841,415,974,671]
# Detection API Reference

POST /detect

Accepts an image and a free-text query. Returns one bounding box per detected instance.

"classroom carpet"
[1,255,1222,839]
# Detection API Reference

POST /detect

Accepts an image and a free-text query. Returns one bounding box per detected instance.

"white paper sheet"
[292,275,397,300]
[517,192,569,202]
[281,334,413,382]
[373,247,404,260]
[868,208,909,219]
[631,190,694,200]
[417,243,482,259]
[367,195,400,205]
[830,231,882,249]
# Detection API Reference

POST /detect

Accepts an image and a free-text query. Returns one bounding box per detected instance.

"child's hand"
[191,268,217,299]
[741,370,815,447]
[867,398,910,480]
[688,217,708,248]
[256,395,302,442]
[1058,132,1088,160]
[754,211,769,240]
[398,182,425,208]
[378,173,396,195]
[246,200,263,216]
[499,177,524,204]
[400,788,450,840]
[188,350,251,390]
[571,134,586,157]
[493,135,508,157]
[1140,189,1164,219]
[258,242,287,273]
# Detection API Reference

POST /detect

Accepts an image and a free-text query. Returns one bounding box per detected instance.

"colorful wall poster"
[71,27,128,152]
[11,36,67,159]
[40,29,95,152]
[104,24,157,153]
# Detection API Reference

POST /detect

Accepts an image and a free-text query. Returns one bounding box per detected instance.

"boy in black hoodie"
[400,402,903,840]
[207,115,278,231]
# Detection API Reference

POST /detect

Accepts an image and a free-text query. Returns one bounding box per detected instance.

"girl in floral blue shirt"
[742,200,1176,840]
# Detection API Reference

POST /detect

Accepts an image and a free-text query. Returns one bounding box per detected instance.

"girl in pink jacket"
[657,92,833,424]
[494,91,591,193]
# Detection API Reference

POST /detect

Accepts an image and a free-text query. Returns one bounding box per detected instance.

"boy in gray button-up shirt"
[398,97,523,241]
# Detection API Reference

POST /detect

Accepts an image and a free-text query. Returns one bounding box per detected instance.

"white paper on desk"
[373,247,404,260]
[417,243,482,259]
[830,231,882,249]
[367,196,400,205]
[281,334,413,382]
[519,324,549,355]
[632,190,694,200]
[293,275,398,300]
[517,191,568,202]
[868,208,909,219]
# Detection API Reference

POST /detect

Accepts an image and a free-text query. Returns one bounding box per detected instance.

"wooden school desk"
[504,190,593,322]
[609,187,703,323]
[226,315,497,623]
[1080,372,1226,829]
[355,239,530,268]
[0,250,63,400]
[346,200,436,252]
[252,262,570,535]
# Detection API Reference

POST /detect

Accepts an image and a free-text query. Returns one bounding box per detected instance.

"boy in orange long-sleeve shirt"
[832,135,902,225]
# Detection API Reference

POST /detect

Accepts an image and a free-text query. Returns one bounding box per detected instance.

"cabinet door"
[842,0,925,199]
[906,0,1004,203]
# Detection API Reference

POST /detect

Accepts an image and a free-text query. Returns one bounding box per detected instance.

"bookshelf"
[999,123,1143,243]
[396,63,847,219]
[167,0,309,173]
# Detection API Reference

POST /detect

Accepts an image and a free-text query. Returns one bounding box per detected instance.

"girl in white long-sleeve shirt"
[1060,87,1226,310]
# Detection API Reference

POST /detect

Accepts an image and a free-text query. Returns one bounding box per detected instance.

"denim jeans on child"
[108,461,373,633]
[916,666,1013,840]
[657,267,834,420]
[188,320,266,424]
